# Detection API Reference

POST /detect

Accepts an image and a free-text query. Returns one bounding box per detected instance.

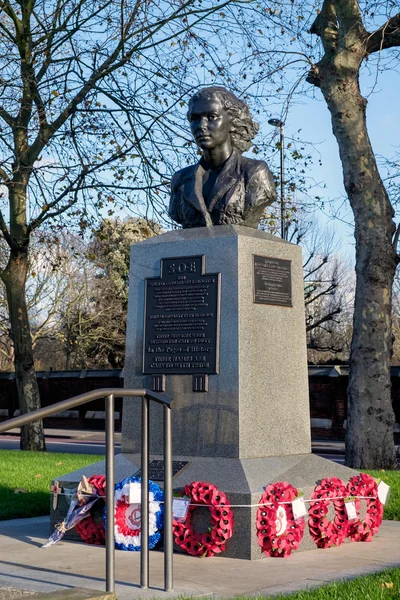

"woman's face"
[188,96,231,150]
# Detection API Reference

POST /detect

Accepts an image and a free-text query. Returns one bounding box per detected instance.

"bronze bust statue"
[169,86,276,229]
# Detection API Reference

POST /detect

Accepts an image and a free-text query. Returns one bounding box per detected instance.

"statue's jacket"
[169,149,276,229]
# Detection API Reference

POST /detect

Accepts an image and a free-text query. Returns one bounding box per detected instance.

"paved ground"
[0,428,353,462]
[5,425,400,458]
[0,516,399,599]
[0,429,122,442]
[0,429,122,456]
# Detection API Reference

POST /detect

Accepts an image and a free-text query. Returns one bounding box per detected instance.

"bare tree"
[286,220,353,362]
[303,2,400,469]
[233,0,400,468]
[0,232,81,370]
[305,257,353,364]
[0,220,161,372]
[58,218,161,369]
[0,232,70,371]
[0,0,247,449]
[390,275,400,366]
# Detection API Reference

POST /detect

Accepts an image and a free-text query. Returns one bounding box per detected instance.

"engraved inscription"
[143,255,221,374]
[253,255,292,307]
[134,460,189,481]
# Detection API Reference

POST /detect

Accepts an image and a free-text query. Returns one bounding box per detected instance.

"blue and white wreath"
[108,475,164,551]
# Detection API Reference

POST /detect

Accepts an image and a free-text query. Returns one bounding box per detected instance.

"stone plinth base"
[52,453,358,559]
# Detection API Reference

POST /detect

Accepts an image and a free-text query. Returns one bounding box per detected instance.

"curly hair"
[187,86,259,153]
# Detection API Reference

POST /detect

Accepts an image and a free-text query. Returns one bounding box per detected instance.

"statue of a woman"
[169,86,276,229]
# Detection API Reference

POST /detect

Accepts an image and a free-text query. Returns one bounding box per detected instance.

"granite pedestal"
[116,225,359,559]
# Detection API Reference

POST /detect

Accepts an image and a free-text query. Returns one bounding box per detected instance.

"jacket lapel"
[182,162,212,225]
[207,151,240,213]
[181,151,241,222]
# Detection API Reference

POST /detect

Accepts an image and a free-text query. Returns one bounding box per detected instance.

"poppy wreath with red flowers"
[256,481,305,558]
[308,477,349,549]
[173,481,234,557]
[75,475,106,545]
[345,473,384,542]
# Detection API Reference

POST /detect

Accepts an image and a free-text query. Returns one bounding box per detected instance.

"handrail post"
[140,394,150,589]
[164,403,173,591]
[0,387,173,592]
[105,394,115,593]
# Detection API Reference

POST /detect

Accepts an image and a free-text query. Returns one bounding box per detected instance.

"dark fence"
[308,365,400,439]
[0,366,399,436]
[0,369,123,429]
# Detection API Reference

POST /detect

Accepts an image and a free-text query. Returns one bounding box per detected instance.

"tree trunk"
[2,250,46,451]
[318,55,397,469]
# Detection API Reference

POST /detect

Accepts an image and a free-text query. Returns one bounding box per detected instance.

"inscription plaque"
[143,255,221,374]
[134,460,190,481]
[253,255,292,307]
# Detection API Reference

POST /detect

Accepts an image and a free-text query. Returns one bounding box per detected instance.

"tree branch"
[393,221,400,260]
[307,340,343,352]
[367,13,400,54]
[27,0,250,163]
[333,0,366,39]
[307,0,338,86]
[0,0,22,35]
[305,282,337,306]
[0,106,16,128]
[0,208,13,250]
[0,167,11,184]
[29,167,89,231]
[307,0,368,87]
[306,307,341,332]
[309,0,338,52]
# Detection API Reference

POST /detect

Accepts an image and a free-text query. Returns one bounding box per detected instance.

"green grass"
[365,470,400,521]
[0,449,97,520]
[234,567,400,599]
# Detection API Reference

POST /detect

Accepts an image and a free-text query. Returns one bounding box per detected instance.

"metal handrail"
[0,388,174,593]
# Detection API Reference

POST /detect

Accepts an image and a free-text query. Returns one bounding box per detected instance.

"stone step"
[29,589,115,600]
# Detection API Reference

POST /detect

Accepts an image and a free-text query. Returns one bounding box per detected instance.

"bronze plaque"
[143,255,221,374]
[134,460,189,481]
[253,255,292,307]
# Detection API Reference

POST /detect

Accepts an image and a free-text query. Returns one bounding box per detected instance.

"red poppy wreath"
[172,481,234,557]
[75,475,106,545]
[308,477,349,549]
[345,473,384,542]
[256,481,305,558]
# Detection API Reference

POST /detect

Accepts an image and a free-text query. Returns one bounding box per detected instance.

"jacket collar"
[182,150,241,219]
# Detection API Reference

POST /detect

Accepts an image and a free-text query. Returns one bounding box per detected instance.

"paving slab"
[0,516,399,599]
